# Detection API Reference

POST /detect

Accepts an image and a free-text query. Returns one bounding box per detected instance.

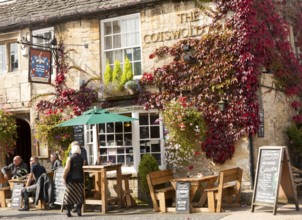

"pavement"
[0,198,302,220]
[0,201,302,220]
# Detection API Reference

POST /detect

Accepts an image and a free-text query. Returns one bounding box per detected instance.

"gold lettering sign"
[144,10,204,44]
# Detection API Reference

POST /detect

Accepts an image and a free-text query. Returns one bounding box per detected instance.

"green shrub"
[104,60,112,85]
[286,124,302,156]
[120,57,133,87]
[138,154,159,194]
[112,60,122,83]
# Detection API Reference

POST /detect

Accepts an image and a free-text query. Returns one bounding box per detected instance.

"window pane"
[133,62,141,76]
[114,50,123,62]
[116,134,123,145]
[124,134,132,145]
[150,113,159,125]
[104,22,112,35]
[113,35,121,48]
[139,114,148,125]
[118,155,125,164]
[10,43,18,71]
[113,20,121,34]
[124,49,132,61]
[104,36,112,50]
[107,123,114,133]
[151,143,161,152]
[115,122,123,132]
[140,126,149,139]
[151,126,160,138]
[105,51,114,64]
[133,47,141,61]
[0,45,6,74]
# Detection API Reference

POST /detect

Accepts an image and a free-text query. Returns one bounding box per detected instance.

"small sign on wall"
[258,109,264,138]
[28,48,52,84]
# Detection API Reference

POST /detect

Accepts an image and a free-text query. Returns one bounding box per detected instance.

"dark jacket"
[1,161,28,179]
[35,173,54,205]
[66,153,84,184]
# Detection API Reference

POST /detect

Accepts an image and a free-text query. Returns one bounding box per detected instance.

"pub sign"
[28,48,52,84]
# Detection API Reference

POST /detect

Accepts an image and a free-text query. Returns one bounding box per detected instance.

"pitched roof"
[0,0,161,32]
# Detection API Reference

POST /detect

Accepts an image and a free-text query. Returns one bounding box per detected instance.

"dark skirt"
[63,182,84,205]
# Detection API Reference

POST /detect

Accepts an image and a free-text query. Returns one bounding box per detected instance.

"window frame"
[0,39,19,75]
[100,13,143,80]
[84,110,165,173]
[32,27,56,77]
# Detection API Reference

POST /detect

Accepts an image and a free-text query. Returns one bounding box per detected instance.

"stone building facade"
[0,0,295,197]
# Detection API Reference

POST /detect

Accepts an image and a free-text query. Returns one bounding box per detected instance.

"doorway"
[6,118,32,167]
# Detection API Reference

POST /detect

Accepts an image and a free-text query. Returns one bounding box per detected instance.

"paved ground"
[0,201,301,220]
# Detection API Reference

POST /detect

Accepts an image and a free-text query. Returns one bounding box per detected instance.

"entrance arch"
[6,118,32,166]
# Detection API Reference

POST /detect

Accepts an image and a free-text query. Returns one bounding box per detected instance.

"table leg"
[101,170,107,214]
[116,166,124,208]
[198,178,217,207]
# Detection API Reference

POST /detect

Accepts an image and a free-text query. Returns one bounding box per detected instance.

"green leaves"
[0,109,17,155]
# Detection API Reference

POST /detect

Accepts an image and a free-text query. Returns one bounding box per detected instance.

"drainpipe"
[248,133,255,189]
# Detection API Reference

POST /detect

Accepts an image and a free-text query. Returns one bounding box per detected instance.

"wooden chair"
[291,166,302,195]
[205,167,243,213]
[0,173,11,208]
[146,170,175,212]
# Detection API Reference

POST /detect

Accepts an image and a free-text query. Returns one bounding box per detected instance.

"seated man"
[50,153,62,171]
[1,155,28,180]
[19,156,46,211]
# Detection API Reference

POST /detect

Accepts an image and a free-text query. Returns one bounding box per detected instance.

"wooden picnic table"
[82,164,124,214]
[170,175,218,212]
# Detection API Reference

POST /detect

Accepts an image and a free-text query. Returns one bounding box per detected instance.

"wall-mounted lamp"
[182,44,196,63]
[124,121,131,127]
[217,99,227,112]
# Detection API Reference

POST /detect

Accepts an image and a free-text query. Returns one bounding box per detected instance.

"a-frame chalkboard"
[251,146,299,215]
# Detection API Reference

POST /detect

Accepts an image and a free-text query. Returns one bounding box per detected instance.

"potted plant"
[138,154,159,204]
[124,80,141,94]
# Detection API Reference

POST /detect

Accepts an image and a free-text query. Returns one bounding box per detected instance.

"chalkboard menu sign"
[254,148,281,204]
[176,182,190,213]
[11,182,23,208]
[53,167,66,205]
[251,146,299,215]
[73,125,84,147]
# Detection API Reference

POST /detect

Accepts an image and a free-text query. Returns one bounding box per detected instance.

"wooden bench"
[205,167,242,213]
[0,186,10,208]
[146,170,175,212]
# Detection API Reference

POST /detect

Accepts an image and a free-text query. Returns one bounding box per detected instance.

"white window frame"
[32,27,56,77]
[84,110,165,174]
[0,37,19,75]
[100,13,143,80]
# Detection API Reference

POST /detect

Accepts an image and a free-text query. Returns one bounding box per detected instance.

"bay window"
[84,110,164,171]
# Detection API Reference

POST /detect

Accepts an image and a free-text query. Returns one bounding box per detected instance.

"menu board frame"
[251,146,299,215]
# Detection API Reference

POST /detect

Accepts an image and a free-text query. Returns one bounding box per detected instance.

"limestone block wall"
[141,1,213,71]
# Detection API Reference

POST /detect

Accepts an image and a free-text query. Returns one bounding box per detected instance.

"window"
[0,42,18,74]
[101,14,142,78]
[85,124,94,165]
[139,112,162,165]
[84,110,164,171]
[32,27,56,76]
[98,114,134,166]
[32,27,55,49]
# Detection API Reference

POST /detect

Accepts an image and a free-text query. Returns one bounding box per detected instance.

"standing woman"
[63,143,84,217]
